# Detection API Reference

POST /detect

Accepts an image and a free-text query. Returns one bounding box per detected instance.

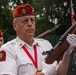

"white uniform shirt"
[0,37,53,75]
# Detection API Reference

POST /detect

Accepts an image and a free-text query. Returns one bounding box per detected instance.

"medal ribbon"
[22,45,38,68]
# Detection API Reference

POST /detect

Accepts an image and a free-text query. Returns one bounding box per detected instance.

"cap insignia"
[22,8,26,14]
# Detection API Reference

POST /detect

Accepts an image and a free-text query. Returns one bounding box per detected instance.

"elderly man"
[0,4,76,75]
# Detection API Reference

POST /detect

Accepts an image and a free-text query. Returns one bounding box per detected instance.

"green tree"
[0,0,76,41]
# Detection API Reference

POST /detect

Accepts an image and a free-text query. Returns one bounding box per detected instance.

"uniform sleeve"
[43,39,53,51]
[0,47,17,75]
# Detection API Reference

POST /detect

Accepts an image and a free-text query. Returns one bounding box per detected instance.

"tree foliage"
[0,0,76,41]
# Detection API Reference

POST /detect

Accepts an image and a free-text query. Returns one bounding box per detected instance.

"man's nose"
[28,19,32,26]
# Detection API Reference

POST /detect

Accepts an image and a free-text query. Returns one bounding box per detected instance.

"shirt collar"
[16,36,39,48]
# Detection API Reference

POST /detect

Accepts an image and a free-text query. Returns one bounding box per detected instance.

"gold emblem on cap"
[22,8,26,14]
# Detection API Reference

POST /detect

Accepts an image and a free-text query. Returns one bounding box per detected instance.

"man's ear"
[13,23,16,31]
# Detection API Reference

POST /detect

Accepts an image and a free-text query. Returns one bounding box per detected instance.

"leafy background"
[0,0,76,74]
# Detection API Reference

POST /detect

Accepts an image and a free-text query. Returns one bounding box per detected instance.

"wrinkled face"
[0,37,4,47]
[13,15,36,39]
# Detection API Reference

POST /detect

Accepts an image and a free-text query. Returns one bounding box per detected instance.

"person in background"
[0,4,76,75]
[72,51,76,75]
[0,30,4,47]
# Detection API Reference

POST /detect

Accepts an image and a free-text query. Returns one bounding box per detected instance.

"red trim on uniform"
[22,45,38,68]
[0,50,6,61]
[34,45,38,68]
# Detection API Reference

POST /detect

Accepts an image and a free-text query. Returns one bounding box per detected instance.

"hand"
[41,61,58,75]
[33,72,44,75]
[66,34,76,54]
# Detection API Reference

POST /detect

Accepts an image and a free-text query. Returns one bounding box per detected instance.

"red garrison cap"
[13,4,34,18]
[0,30,3,37]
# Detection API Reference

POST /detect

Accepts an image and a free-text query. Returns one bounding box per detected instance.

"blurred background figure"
[72,51,76,75]
[0,30,4,47]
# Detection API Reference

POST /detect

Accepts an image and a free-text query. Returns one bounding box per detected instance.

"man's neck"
[18,35,34,46]
[23,37,33,46]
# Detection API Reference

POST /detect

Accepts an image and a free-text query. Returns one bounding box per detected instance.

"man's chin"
[27,34,34,37]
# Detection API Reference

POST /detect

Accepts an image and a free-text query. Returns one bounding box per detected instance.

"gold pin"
[22,9,26,14]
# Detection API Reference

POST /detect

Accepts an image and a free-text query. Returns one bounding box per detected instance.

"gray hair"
[13,17,19,24]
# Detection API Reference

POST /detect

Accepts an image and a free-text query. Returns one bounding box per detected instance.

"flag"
[70,0,75,25]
